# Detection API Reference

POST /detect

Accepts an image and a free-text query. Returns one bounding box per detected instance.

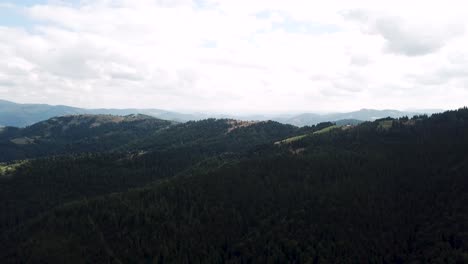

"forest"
[1,109,468,263]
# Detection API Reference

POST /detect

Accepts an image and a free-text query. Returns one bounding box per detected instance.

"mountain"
[274,109,432,126]
[0,114,174,162]
[0,99,201,127]
[0,99,85,127]
[0,114,306,163]
[0,99,438,127]
[0,116,306,237]
[1,108,468,263]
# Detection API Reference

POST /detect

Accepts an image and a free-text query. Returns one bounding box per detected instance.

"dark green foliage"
[2,109,468,263]
[334,119,363,126]
[0,118,299,238]
[0,114,174,162]
[123,119,297,153]
[0,153,169,234]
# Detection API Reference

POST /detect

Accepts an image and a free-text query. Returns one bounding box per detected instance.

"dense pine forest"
[1,109,468,263]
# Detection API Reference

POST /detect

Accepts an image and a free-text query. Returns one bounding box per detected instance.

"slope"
[3,108,468,263]
[0,118,304,237]
[0,114,174,162]
[0,99,200,127]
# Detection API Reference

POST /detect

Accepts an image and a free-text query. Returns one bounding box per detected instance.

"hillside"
[0,100,199,127]
[0,114,174,162]
[1,109,467,263]
[0,100,83,127]
[0,117,312,237]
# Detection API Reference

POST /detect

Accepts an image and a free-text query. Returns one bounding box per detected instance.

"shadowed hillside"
[1,109,467,263]
[0,114,174,162]
[0,117,312,237]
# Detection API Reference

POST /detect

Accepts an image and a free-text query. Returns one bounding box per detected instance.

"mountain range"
[0,108,467,262]
[0,98,466,263]
[0,99,198,127]
[0,99,441,127]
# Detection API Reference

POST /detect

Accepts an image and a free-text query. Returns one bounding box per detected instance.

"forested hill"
[0,117,307,238]
[1,108,468,263]
[0,114,174,162]
[0,99,437,127]
[0,99,198,127]
[0,115,305,162]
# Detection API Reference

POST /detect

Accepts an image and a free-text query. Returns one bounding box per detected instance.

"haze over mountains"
[0,99,441,127]
[0,99,198,127]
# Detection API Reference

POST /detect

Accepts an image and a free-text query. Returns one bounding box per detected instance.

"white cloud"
[343,9,465,56]
[0,0,468,113]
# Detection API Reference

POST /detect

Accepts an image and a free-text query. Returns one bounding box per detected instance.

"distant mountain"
[0,100,201,127]
[274,109,436,127]
[0,99,440,127]
[0,100,84,127]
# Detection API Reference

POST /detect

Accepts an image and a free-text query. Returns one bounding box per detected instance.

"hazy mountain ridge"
[272,109,435,126]
[0,99,440,127]
[0,100,199,127]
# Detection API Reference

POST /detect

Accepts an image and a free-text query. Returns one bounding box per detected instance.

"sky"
[0,0,468,113]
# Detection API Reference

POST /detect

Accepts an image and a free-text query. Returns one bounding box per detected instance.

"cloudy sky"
[0,0,468,113]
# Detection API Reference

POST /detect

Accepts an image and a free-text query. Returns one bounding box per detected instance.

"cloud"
[406,60,468,86]
[0,0,468,113]
[349,54,371,66]
[343,9,465,56]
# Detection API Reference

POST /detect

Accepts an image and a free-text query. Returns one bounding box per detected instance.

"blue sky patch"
[202,40,217,49]
[0,1,82,29]
[255,10,341,35]
[0,4,35,28]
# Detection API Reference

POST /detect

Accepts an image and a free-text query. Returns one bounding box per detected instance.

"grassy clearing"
[0,161,26,177]
[275,124,339,145]
[313,125,338,134]
[378,120,393,130]
[11,137,35,145]
[275,134,308,145]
